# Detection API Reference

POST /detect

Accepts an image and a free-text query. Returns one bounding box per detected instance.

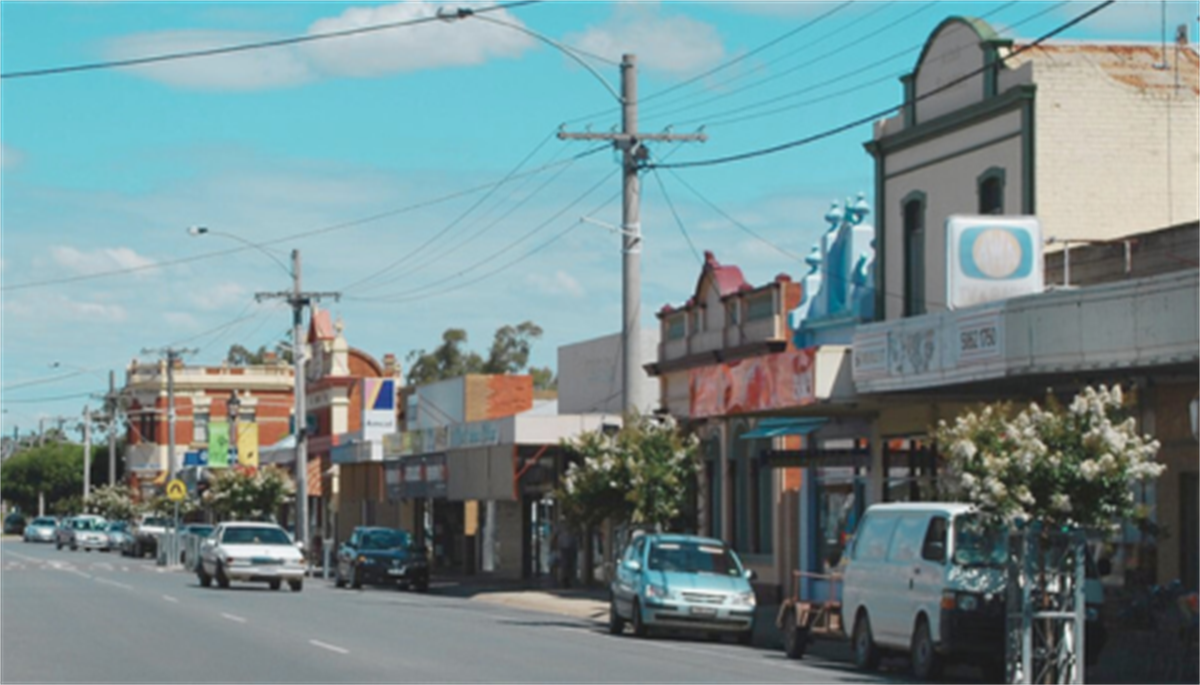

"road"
[1,539,907,683]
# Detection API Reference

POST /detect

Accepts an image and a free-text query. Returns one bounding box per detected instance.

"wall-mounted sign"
[363,378,397,441]
[689,348,816,418]
[946,215,1043,309]
[395,454,448,500]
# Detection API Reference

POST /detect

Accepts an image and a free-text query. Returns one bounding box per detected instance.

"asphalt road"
[1,539,905,684]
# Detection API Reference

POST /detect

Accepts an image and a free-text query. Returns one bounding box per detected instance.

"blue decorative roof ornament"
[790,192,877,347]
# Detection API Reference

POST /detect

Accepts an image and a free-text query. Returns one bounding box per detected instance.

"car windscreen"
[32,518,56,526]
[647,541,744,576]
[73,519,104,530]
[952,514,1007,568]
[188,526,214,536]
[106,522,128,531]
[221,526,292,545]
[360,530,411,550]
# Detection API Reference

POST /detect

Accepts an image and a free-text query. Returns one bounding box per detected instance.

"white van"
[840,502,1105,680]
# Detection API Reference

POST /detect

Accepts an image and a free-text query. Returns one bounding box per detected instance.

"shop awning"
[739,418,828,440]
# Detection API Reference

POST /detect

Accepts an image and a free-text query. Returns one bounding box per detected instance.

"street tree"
[405,321,547,386]
[202,466,295,521]
[0,441,103,515]
[226,342,292,366]
[87,484,140,522]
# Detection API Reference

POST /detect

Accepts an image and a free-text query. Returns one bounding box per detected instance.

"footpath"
[426,573,1198,684]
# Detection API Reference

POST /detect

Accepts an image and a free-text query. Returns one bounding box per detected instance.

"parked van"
[841,502,1105,681]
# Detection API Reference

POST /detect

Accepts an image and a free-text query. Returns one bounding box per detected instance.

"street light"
[187,226,293,279]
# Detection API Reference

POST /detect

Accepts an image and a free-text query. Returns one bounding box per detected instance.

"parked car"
[129,514,171,558]
[840,502,1107,681]
[56,515,109,552]
[23,516,57,543]
[197,521,305,592]
[174,523,215,568]
[4,512,27,535]
[609,532,757,643]
[102,521,132,553]
[334,526,429,592]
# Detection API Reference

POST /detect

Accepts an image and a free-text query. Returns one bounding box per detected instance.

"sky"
[2,0,1197,439]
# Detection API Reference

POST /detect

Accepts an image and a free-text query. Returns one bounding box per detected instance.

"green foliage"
[529,366,557,391]
[405,321,546,386]
[226,343,292,365]
[144,494,199,519]
[556,411,700,532]
[0,442,96,515]
[202,466,295,521]
[935,385,1165,530]
[87,484,140,521]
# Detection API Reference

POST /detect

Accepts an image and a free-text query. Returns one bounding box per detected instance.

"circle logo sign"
[971,228,1023,279]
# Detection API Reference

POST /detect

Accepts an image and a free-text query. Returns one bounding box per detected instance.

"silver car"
[198,522,306,592]
[57,515,109,551]
[23,516,58,543]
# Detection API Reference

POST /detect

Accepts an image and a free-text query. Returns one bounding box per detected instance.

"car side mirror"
[744,569,757,581]
[625,559,641,572]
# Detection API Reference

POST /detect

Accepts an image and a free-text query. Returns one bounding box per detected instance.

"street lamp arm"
[462,12,624,105]
[187,226,293,279]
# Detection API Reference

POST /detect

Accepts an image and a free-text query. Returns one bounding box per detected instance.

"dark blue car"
[334,526,429,593]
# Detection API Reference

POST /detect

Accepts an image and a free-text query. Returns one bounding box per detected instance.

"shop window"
[902,192,926,317]
[745,292,774,321]
[816,468,862,571]
[977,167,1006,215]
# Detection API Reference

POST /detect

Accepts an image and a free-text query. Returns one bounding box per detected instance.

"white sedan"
[198,522,306,592]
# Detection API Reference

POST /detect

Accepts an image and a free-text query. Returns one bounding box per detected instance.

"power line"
[0,0,542,80]
[652,1,1114,171]
[1,150,608,293]
[649,168,702,265]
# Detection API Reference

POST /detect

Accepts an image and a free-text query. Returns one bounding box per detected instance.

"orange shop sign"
[689,348,816,418]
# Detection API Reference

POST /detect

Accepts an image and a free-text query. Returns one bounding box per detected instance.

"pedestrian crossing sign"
[166,479,187,502]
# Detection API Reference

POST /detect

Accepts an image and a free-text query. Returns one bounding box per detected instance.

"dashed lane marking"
[162,595,179,603]
[221,613,247,623]
[94,577,134,591]
[309,640,349,655]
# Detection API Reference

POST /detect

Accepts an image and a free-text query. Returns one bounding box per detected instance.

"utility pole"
[256,249,339,562]
[106,370,119,486]
[81,405,92,509]
[558,54,706,413]
[141,346,195,566]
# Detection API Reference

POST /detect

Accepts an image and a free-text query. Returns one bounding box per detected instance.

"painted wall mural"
[689,348,816,418]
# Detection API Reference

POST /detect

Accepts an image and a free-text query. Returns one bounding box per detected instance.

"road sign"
[166,479,187,502]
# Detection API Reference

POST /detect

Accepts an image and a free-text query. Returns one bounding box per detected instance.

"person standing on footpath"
[557,524,578,589]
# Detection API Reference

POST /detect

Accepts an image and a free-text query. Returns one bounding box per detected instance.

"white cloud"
[526,270,585,298]
[163,312,201,329]
[4,293,128,323]
[104,2,536,91]
[303,2,535,78]
[50,246,159,278]
[188,282,250,312]
[1,143,23,170]
[563,5,726,77]
[105,30,315,91]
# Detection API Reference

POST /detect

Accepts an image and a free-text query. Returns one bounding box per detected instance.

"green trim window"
[978,167,1006,215]
[902,191,927,317]
[745,292,774,321]
[726,301,739,327]
[691,308,703,336]
[666,314,686,341]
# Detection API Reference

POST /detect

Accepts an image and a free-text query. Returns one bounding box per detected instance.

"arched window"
[902,192,927,316]
[978,167,1006,215]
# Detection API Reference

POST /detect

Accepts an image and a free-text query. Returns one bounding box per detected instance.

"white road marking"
[94,577,134,590]
[91,562,114,571]
[309,640,349,655]
[162,595,179,603]
[220,613,247,623]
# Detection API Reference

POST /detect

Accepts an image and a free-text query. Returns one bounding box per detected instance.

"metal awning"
[739,418,828,440]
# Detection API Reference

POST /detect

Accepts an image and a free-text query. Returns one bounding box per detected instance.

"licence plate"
[388,567,407,576]
[690,607,717,617]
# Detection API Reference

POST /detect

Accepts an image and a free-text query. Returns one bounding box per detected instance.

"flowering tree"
[202,466,295,522]
[557,412,700,532]
[86,484,140,522]
[935,385,1164,530]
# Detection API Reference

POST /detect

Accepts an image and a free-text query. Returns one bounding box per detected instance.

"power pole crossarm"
[556,132,708,144]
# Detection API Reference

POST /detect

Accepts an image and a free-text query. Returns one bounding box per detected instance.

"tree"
[87,484,140,522]
[202,466,295,521]
[405,322,547,386]
[557,411,700,532]
[226,342,292,366]
[0,442,94,515]
[530,366,557,391]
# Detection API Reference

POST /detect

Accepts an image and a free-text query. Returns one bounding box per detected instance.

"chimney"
[1176,23,1189,46]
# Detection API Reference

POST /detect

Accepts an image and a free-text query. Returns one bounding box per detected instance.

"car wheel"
[911,616,943,681]
[853,612,881,671]
[70,543,77,551]
[737,627,755,647]
[631,598,648,638]
[216,563,231,589]
[351,565,363,590]
[268,579,282,591]
[289,580,303,592]
[608,595,626,635]
[198,567,212,588]
[782,608,808,659]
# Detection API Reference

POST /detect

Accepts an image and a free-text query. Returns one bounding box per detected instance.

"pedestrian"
[557,525,578,589]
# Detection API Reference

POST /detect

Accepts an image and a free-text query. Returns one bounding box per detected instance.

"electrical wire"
[0,0,542,80]
[651,1,1115,171]
[649,168,702,265]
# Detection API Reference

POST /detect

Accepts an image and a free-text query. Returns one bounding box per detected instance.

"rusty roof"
[1006,41,1200,96]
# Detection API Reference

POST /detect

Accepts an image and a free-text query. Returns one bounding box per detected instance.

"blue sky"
[2,0,1196,438]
